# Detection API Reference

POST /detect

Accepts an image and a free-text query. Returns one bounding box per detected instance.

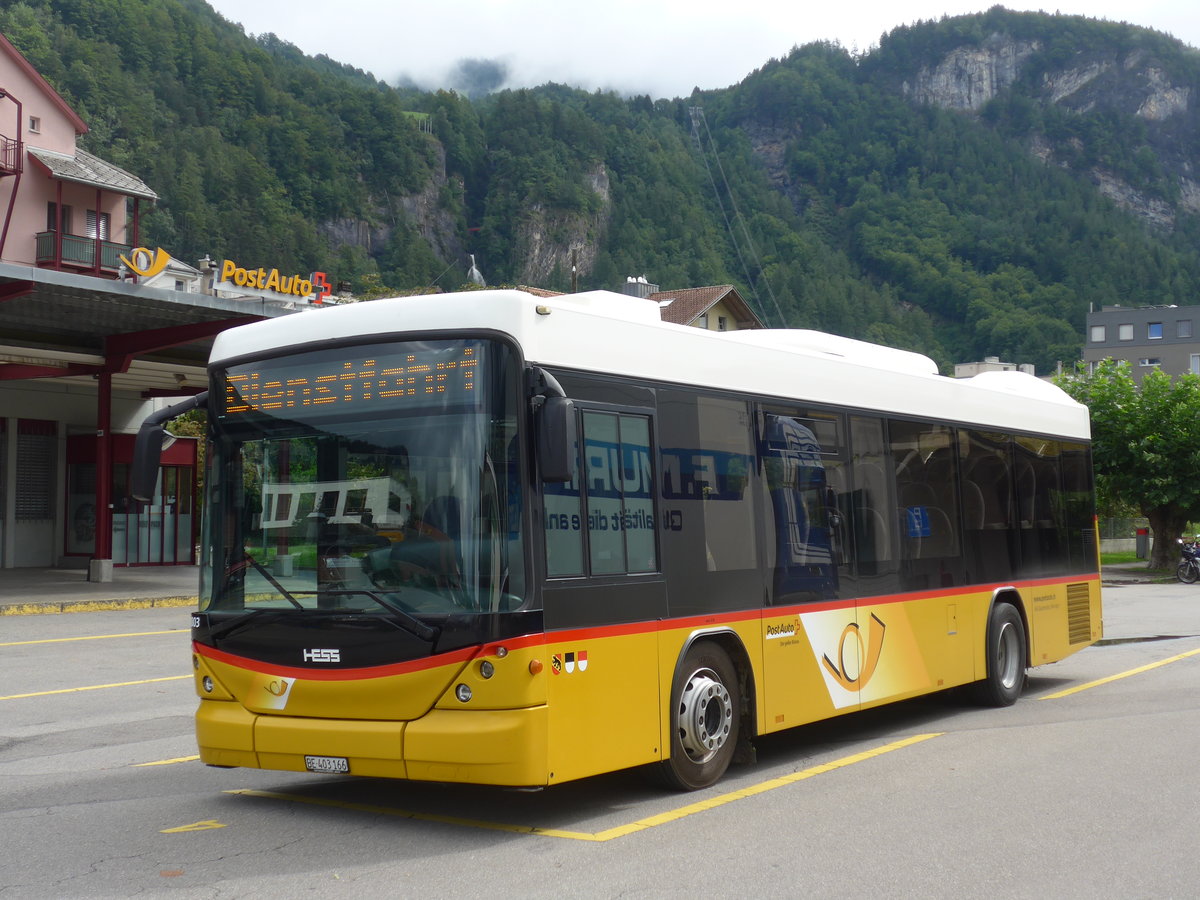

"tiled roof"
[647,284,762,328]
[27,147,158,201]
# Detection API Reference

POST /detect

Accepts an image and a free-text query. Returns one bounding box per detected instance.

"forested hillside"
[4,1,1199,373]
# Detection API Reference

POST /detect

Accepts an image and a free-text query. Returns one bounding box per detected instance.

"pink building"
[0,32,155,276]
[0,33,279,575]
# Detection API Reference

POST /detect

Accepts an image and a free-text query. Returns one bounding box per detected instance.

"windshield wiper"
[306,589,438,642]
[233,553,304,609]
[206,608,296,642]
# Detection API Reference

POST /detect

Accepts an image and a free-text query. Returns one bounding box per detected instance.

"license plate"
[304,755,349,774]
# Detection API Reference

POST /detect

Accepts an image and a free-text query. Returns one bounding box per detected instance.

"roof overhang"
[0,262,296,395]
[27,147,158,201]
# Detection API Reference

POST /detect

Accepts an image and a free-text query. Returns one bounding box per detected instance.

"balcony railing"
[35,231,131,275]
[0,134,20,175]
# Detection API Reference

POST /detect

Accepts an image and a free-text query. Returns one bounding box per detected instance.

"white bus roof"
[209,288,1090,440]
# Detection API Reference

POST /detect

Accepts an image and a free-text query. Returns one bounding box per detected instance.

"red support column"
[54,180,62,270]
[90,371,114,582]
[93,187,102,276]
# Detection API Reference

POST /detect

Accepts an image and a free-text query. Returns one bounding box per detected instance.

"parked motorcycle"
[1177,538,1200,583]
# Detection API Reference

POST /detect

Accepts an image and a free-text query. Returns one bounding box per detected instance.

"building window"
[1148,322,1163,340]
[1138,358,1161,367]
[696,314,709,329]
[1178,320,1193,339]
[47,203,73,233]
[16,419,55,520]
[28,116,40,133]
[1118,324,1134,341]
[86,210,110,241]
[1191,354,1200,375]
[1089,325,1106,343]
[718,316,728,331]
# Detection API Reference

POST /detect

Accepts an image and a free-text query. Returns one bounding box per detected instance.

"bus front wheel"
[973,602,1026,707]
[655,642,739,791]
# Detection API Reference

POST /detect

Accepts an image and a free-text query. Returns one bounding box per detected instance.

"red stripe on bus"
[195,572,1097,680]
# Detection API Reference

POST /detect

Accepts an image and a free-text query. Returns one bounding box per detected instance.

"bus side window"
[543,410,658,578]
[849,415,896,581]
[760,411,843,603]
[543,431,584,577]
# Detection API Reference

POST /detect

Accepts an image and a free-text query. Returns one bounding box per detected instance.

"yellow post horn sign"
[821,613,887,691]
[119,247,171,279]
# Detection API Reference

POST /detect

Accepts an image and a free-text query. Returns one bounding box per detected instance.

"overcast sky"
[204,1,1199,99]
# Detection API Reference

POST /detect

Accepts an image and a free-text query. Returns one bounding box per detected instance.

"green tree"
[1056,360,1200,567]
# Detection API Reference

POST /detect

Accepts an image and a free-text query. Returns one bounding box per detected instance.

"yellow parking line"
[0,674,191,701]
[0,629,187,647]
[135,755,201,767]
[229,733,943,842]
[1041,645,1200,700]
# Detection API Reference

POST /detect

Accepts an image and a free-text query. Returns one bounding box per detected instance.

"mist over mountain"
[5,0,1199,373]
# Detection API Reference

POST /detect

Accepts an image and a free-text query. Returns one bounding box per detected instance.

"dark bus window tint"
[849,416,898,588]
[1014,437,1067,576]
[659,392,758,578]
[890,419,964,589]
[620,415,658,573]
[761,410,844,603]
[543,431,583,577]
[584,412,627,574]
[697,397,757,572]
[1060,441,1098,573]
[961,430,1016,584]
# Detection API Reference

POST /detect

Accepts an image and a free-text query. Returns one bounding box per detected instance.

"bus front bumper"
[196,700,550,787]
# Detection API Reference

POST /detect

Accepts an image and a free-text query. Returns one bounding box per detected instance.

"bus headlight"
[202,676,214,693]
[479,660,495,679]
[455,683,472,703]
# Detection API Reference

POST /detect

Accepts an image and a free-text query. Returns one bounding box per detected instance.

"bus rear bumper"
[196,701,549,786]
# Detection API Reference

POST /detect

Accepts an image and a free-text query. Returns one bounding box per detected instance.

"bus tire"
[973,602,1026,707]
[654,641,740,791]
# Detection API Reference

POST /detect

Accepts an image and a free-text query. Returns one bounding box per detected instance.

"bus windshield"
[201,338,525,617]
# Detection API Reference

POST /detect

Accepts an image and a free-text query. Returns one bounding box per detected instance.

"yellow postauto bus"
[137,288,1101,790]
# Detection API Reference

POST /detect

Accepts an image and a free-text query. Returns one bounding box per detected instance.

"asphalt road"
[2,583,1199,899]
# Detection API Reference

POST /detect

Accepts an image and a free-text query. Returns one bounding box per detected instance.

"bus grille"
[1066,583,1092,644]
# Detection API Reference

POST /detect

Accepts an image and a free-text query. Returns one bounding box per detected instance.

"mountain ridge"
[3,1,1198,373]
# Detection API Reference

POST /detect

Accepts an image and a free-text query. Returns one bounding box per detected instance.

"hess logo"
[303,648,341,663]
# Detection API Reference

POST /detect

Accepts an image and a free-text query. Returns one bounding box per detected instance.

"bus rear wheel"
[973,602,1026,707]
[655,641,739,791]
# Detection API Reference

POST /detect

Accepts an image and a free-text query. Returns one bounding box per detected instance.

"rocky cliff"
[904,33,1198,228]
[903,35,1040,110]
[512,164,611,285]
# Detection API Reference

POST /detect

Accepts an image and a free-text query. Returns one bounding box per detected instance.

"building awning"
[27,147,158,202]
[0,262,295,395]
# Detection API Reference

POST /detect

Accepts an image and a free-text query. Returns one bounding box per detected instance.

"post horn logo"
[821,613,886,691]
[119,246,171,279]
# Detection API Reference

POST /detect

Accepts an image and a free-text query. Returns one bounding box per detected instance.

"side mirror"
[536,395,576,483]
[131,392,208,501]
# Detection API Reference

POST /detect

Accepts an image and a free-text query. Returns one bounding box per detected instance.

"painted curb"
[0,596,198,616]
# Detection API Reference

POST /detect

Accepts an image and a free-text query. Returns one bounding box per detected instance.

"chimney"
[621,275,659,299]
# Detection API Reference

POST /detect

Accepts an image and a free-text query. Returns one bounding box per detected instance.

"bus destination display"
[220,342,480,416]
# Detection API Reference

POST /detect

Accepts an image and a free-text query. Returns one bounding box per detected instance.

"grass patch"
[1100,551,1143,565]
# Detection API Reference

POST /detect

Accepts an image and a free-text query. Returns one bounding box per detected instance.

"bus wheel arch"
[654,633,754,790]
[974,591,1028,707]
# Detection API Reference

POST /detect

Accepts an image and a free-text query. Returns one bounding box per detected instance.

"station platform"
[0,565,199,615]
